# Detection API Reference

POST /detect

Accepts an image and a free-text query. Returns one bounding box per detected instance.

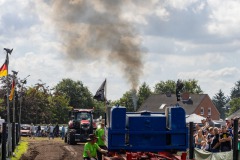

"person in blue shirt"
[61,125,65,140]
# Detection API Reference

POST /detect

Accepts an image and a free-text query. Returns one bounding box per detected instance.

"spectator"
[206,127,214,151]
[193,123,201,148]
[95,122,107,160]
[194,124,201,137]
[37,125,41,137]
[238,119,240,143]
[48,124,54,140]
[54,124,59,137]
[225,118,231,128]
[211,127,220,152]
[61,125,65,140]
[83,134,107,160]
[219,126,232,152]
[201,140,208,150]
[201,119,209,132]
[206,116,215,127]
[30,123,35,139]
[195,129,206,149]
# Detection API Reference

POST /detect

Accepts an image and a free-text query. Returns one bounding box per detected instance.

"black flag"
[94,79,106,101]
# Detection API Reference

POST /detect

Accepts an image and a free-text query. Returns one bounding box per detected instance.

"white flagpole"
[105,78,107,104]
[104,78,107,126]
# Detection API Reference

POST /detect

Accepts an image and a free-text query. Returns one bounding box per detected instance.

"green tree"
[0,75,15,120]
[228,98,240,116]
[116,91,135,112]
[154,79,203,94]
[49,94,71,124]
[137,82,152,109]
[93,101,106,119]
[230,80,240,98]
[154,80,175,94]
[54,78,94,108]
[182,79,203,93]
[212,89,228,119]
[22,86,51,124]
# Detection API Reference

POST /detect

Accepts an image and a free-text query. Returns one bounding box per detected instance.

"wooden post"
[189,122,194,159]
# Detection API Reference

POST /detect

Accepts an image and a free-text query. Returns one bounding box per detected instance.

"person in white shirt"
[48,124,54,140]
[30,123,35,139]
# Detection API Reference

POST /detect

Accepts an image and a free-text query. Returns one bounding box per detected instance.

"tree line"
[0,78,239,124]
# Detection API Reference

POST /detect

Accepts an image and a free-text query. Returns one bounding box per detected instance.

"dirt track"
[20,137,84,160]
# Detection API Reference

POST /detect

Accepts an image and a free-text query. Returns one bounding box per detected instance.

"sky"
[0,0,240,101]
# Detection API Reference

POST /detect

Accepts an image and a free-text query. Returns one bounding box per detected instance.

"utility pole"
[19,75,30,129]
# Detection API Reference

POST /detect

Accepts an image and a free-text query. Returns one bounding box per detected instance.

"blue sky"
[0,0,240,100]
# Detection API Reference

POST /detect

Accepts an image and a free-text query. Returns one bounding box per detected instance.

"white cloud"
[177,67,240,98]
[155,6,170,21]
[178,67,240,79]
[207,0,240,36]
[167,0,198,10]
[0,0,240,101]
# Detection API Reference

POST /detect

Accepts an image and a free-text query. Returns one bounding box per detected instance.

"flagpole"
[93,79,107,125]
[105,78,107,107]
[12,78,15,122]
[6,55,12,156]
[4,48,13,156]
[105,78,107,126]
[12,71,17,151]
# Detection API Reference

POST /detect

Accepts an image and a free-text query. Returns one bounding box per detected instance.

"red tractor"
[65,108,97,145]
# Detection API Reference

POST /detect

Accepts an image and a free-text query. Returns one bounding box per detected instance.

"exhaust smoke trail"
[50,0,144,91]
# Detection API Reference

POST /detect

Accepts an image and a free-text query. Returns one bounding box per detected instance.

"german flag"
[9,80,15,101]
[0,59,8,77]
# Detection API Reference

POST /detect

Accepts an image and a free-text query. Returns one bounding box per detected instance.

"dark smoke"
[50,0,144,90]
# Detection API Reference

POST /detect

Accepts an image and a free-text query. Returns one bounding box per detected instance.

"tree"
[137,82,152,109]
[113,91,135,112]
[154,79,203,94]
[49,94,71,124]
[182,79,203,94]
[154,80,175,94]
[212,89,228,119]
[22,86,51,124]
[228,98,240,116]
[93,101,106,119]
[0,75,15,120]
[230,80,240,98]
[54,78,94,108]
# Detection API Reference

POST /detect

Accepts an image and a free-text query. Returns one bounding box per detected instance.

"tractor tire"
[68,132,76,145]
[64,135,67,143]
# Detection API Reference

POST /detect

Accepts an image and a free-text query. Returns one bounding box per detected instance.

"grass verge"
[11,137,29,160]
[10,136,64,159]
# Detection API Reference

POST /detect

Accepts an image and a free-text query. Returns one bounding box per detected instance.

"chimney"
[181,92,190,101]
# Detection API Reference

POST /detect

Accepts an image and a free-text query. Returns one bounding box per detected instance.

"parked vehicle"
[20,124,31,136]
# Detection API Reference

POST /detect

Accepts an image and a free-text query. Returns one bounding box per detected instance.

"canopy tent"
[186,114,205,124]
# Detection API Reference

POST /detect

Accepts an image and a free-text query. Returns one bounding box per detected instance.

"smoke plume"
[50,0,144,90]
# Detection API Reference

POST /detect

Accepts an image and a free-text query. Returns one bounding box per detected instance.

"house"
[226,109,240,120]
[137,93,220,120]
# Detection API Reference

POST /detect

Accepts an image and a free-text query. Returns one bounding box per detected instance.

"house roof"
[138,94,207,115]
[227,109,240,119]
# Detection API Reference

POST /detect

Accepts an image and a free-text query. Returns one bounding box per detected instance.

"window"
[200,107,204,115]
[208,108,211,116]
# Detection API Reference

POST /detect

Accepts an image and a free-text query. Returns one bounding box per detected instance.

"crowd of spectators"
[29,123,65,139]
[193,116,239,152]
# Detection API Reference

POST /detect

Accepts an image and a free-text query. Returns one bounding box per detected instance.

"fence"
[0,122,20,160]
